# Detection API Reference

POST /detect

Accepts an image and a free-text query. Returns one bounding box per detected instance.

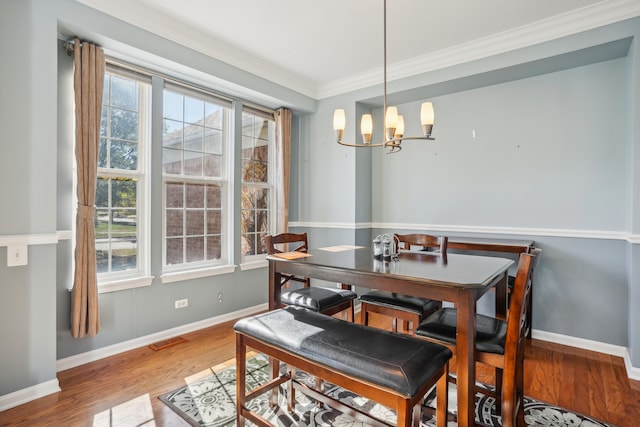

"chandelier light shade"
[361,114,373,144]
[333,0,436,153]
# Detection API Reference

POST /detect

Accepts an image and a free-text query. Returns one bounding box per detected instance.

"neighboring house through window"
[162,84,231,272]
[241,109,275,261]
[84,60,274,291]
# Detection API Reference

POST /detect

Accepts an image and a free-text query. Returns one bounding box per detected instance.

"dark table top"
[269,246,514,289]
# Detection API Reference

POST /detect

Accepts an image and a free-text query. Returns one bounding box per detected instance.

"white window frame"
[240,108,276,268]
[160,82,233,279]
[94,65,153,292]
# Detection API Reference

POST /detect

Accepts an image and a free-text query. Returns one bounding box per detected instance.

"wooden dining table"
[267,245,514,427]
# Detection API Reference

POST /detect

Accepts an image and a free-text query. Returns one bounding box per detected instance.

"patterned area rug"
[159,353,615,427]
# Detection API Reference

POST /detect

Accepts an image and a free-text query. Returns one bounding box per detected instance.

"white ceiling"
[76,0,640,99]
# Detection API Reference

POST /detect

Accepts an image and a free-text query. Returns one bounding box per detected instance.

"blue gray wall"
[292,18,640,368]
[1,0,640,404]
[0,0,312,400]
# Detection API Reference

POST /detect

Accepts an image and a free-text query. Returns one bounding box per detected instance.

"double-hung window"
[241,109,275,262]
[95,66,151,289]
[79,58,275,288]
[162,83,231,273]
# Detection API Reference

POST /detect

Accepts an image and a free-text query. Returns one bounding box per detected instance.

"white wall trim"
[318,0,640,98]
[0,233,60,247]
[531,329,640,380]
[2,227,638,247]
[0,378,61,412]
[161,264,237,284]
[289,221,371,230]
[624,349,640,381]
[80,0,640,100]
[289,221,637,242]
[628,234,640,244]
[532,329,628,358]
[55,303,266,372]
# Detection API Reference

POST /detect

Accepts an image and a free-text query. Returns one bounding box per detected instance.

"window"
[72,58,276,288]
[241,110,275,260]
[162,84,231,271]
[95,68,151,284]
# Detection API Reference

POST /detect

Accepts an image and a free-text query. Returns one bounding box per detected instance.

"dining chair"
[414,248,540,427]
[265,232,357,321]
[359,233,447,334]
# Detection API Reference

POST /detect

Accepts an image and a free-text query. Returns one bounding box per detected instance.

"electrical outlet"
[7,245,28,267]
[175,299,188,309]
[218,292,223,303]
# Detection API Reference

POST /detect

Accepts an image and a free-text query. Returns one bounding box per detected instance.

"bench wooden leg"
[236,334,247,426]
[269,357,279,407]
[411,403,422,426]
[287,367,295,411]
[436,363,449,427]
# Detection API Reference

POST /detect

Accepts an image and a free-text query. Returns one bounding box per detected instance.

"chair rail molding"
[289,222,633,241]
[0,233,62,247]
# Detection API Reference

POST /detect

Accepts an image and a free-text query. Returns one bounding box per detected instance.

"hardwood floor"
[1,312,638,426]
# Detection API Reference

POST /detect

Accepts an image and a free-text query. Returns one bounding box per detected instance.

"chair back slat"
[265,233,311,288]
[265,232,308,255]
[394,233,448,254]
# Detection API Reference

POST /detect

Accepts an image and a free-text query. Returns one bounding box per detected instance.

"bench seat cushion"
[234,306,452,397]
[415,307,507,355]
[281,287,356,312]
[359,291,440,314]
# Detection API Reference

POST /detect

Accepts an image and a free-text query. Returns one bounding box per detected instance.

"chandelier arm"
[386,136,436,143]
[337,140,387,148]
[337,135,435,148]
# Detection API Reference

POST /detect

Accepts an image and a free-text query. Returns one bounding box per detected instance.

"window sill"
[98,276,155,294]
[161,264,236,284]
[240,259,268,271]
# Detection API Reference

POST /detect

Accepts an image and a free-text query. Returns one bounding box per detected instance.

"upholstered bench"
[234,306,452,427]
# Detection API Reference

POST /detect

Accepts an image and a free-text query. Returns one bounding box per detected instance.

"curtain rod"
[63,38,277,117]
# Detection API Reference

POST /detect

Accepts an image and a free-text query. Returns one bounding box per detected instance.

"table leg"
[495,272,508,321]
[268,260,282,311]
[456,291,477,427]
[267,260,283,405]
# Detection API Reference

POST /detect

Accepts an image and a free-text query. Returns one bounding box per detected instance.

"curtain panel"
[274,108,292,234]
[71,39,105,338]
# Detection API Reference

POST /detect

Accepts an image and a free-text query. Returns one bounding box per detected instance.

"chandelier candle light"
[333,0,436,153]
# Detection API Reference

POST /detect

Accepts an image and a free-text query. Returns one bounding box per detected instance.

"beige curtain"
[274,108,292,233]
[71,39,105,338]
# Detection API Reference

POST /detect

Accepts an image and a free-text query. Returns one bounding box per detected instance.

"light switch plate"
[7,245,28,267]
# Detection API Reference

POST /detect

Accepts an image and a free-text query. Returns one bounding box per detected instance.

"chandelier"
[333,0,435,154]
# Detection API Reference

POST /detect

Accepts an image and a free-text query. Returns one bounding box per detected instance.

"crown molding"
[317,0,640,99]
[76,0,640,101]
[74,0,317,99]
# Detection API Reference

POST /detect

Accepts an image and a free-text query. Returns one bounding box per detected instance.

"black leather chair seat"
[359,291,440,314]
[415,307,507,355]
[234,306,452,397]
[281,287,357,312]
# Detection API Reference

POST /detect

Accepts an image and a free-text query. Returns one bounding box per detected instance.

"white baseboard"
[531,329,640,380]
[6,306,635,413]
[0,378,61,412]
[56,303,267,372]
[624,350,640,381]
[531,329,628,358]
